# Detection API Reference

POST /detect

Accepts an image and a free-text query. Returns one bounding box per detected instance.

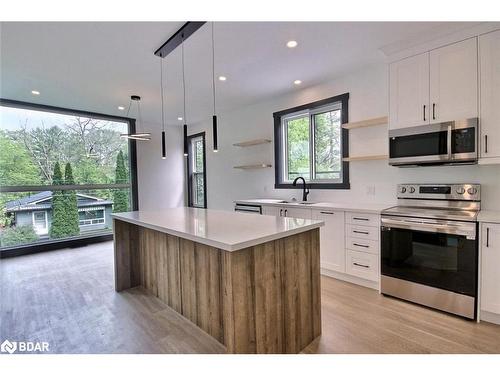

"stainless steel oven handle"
[381,217,476,240]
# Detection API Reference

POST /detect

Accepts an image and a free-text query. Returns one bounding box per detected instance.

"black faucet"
[292,177,310,202]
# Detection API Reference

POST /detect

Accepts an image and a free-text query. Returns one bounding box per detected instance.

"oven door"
[381,216,477,297]
[389,122,451,166]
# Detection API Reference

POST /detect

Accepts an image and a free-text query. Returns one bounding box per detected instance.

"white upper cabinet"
[389,38,479,130]
[429,38,478,123]
[389,53,430,129]
[479,30,500,159]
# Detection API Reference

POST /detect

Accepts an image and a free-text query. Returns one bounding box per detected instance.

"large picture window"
[273,93,349,189]
[0,99,138,256]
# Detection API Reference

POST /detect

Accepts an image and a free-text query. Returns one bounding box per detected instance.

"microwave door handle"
[447,123,452,160]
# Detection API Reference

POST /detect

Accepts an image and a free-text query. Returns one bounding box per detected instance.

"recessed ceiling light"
[177,117,183,121]
[218,76,227,81]
[286,40,298,48]
[118,106,125,110]
[31,90,40,95]
[294,80,302,85]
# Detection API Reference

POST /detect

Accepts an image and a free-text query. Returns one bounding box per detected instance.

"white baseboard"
[321,267,379,291]
[480,310,500,325]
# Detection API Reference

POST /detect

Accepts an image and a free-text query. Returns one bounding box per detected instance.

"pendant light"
[160,54,167,159]
[121,95,151,141]
[181,34,188,157]
[211,22,219,152]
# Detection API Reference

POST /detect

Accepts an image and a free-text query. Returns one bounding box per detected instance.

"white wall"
[189,63,500,211]
[136,123,185,210]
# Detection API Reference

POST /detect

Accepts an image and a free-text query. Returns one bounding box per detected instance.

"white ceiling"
[0,22,484,129]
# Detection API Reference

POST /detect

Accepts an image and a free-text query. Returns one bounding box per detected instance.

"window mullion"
[309,113,315,182]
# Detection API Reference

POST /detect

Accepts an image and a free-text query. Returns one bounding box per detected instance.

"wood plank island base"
[112,208,324,354]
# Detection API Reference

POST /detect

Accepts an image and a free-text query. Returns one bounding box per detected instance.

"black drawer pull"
[353,230,369,235]
[353,217,369,221]
[353,243,369,248]
[353,262,369,269]
[320,211,334,215]
[486,227,490,248]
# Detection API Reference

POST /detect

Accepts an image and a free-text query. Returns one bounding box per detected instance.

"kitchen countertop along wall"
[234,199,389,214]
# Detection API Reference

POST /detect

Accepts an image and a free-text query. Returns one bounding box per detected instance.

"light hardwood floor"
[1,241,500,354]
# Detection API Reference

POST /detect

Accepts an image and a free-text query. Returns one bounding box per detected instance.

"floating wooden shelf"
[342,116,388,130]
[233,139,272,147]
[233,164,272,170]
[342,155,388,162]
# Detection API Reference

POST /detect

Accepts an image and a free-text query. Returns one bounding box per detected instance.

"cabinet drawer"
[346,250,379,282]
[346,237,379,255]
[346,224,379,241]
[346,212,380,227]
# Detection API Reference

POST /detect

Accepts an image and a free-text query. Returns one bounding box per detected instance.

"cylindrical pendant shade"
[161,131,166,159]
[212,115,218,152]
[183,124,188,156]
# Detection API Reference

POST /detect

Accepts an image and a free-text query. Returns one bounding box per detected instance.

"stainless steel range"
[381,183,480,319]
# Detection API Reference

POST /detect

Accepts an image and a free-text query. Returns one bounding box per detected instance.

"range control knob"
[408,186,416,193]
[467,187,478,195]
[456,187,466,195]
[400,186,407,193]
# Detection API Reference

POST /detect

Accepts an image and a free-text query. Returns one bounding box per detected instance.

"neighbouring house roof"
[5,191,114,213]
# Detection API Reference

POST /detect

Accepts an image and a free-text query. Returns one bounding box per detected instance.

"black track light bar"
[154,22,206,59]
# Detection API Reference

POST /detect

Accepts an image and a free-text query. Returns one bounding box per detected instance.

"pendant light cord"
[160,55,165,132]
[211,22,216,115]
[125,98,132,118]
[181,35,187,124]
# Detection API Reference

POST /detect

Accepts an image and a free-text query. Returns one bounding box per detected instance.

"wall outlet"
[366,185,376,196]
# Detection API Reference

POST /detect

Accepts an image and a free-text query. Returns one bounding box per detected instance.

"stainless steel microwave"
[388,118,478,167]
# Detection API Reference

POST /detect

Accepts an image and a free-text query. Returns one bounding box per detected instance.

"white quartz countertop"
[478,210,500,224]
[112,207,324,252]
[234,199,391,214]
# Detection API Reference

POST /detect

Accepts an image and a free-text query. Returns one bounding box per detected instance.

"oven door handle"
[381,218,476,240]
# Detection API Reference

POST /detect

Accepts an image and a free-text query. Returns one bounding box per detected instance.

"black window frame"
[273,93,350,190]
[186,131,207,209]
[0,98,139,258]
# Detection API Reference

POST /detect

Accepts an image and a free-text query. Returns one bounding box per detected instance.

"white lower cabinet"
[283,207,312,219]
[345,237,379,255]
[312,210,345,273]
[481,223,500,316]
[258,203,381,289]
[262,205,280,216]
[345,250,379,282]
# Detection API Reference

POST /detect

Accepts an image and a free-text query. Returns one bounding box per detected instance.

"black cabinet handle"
[320,211,334,215]
[432,103,436,120]
[353,262,369,269]
[486,227,490,247]
[353,230,369,235]
[423,105,426,121]
[485,135,488,154]
[284,209,288,217]
[279,209,283,217]
[353,217,369,221]
[353,243,369,248]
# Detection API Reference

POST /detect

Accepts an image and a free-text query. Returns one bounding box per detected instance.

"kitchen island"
[112,208,323,354]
